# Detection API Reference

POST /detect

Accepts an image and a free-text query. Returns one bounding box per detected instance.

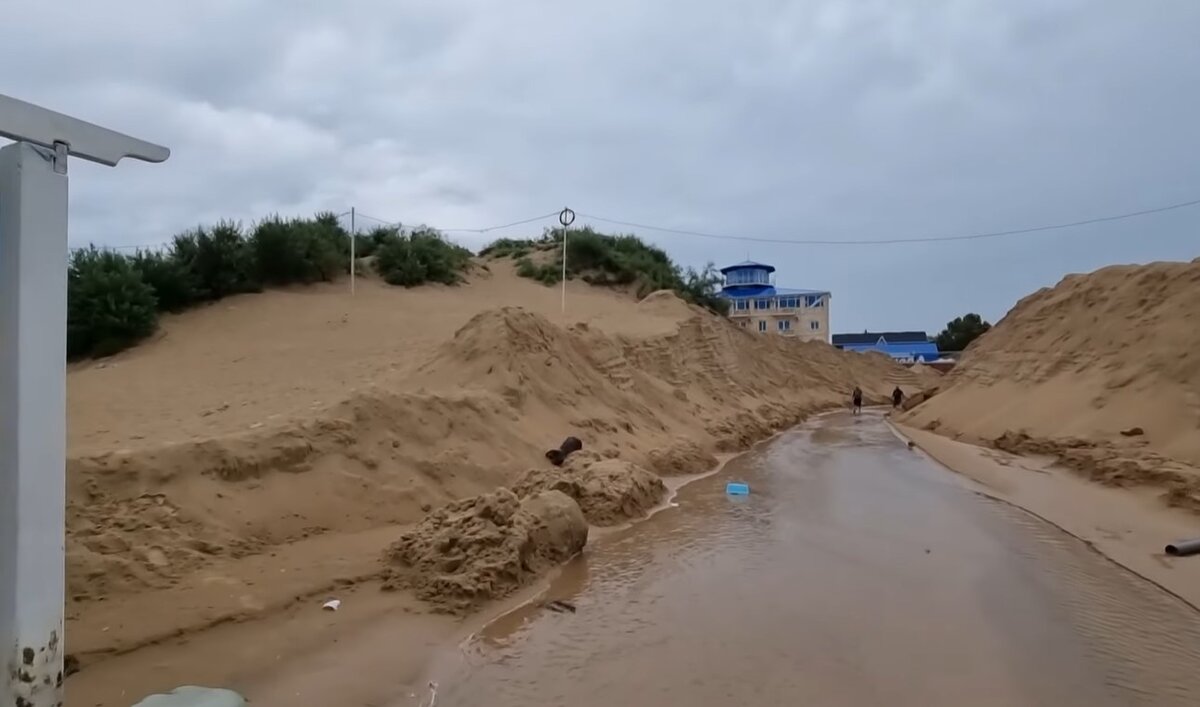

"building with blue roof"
[718,261,831,342]
[831,331,940,363]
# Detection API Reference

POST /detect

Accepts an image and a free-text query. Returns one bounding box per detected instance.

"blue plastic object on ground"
[726,481,750,495]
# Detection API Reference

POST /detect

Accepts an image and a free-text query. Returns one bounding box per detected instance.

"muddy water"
[421,412,1200,706]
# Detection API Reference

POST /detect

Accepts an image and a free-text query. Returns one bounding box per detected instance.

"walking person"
[852,386,863,415]
[892,386,904,409]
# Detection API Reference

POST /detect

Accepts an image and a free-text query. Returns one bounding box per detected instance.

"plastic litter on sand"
[131,686,247,707]
[726,481,750,495]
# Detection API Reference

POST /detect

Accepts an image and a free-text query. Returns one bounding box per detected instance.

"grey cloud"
[3,0,1198,333]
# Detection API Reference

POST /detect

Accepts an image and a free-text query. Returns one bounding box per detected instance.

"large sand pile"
[381,488,588,613]
[64,263,917,621]
[902,258,1200,509]
[514,451,667,525]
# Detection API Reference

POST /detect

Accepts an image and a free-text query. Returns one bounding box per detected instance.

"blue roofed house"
[717,261,831,342]
[831,331,940,363]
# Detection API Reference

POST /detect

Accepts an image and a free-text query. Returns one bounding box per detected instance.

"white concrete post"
[558,207,574,315]
[0,93,169,707]
[350,207,356,295]
[0,141,68,707]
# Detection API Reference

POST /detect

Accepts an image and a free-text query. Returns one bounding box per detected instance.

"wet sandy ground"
[416,411,1200,706]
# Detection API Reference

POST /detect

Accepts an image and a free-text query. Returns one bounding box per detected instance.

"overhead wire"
[348,210,560,234]
[68,195,1200,252]
[577,196,1200,246]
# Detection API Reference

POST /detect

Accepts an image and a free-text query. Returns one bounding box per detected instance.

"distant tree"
[936,313,991,352]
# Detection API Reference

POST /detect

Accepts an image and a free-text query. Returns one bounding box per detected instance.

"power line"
[64,195,1200,253]
[578,196,1200,246]
[349,210,560,234]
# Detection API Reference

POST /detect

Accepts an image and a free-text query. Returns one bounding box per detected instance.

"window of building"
[778,320,792,332]
[778,297,798,309]
[734,299,749,311]
[758,320,767,332]
[755,298,771,310]
[805,295,825,308]
[810,320,820,330]
[726,268,770,286]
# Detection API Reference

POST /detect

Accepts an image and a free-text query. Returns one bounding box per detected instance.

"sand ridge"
[65,262,921,653]
[902,257,1200,509]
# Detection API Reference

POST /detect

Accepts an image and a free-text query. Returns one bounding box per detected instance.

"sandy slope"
[902,258,1200,510]
[65,260,920,693]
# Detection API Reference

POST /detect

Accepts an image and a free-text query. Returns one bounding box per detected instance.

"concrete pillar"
[0,141,69,707]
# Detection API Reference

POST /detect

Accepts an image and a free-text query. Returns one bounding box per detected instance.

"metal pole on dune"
[559,207,575,314]
[350,207,356,295]
[0,93,169,707]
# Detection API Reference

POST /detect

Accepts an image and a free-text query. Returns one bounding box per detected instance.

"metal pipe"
[1165,538,1200,557]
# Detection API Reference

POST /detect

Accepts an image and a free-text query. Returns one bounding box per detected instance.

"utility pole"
[559,207,575,314]
[350,207,356,295]
[0,93,169,707]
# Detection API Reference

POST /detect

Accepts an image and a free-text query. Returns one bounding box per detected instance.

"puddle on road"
[415,412,1200,706]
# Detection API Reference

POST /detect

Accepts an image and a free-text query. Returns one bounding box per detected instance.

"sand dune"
[66,262,920,653]
[902,258,1200,510]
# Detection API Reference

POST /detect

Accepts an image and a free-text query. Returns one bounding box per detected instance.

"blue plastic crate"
[726,481,750,495]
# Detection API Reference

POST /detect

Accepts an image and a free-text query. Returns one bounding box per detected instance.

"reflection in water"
[420,412,1200,706]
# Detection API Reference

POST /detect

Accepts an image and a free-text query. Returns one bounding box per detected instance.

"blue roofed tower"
[718,261,830,342]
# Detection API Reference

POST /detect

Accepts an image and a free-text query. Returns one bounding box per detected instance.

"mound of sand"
[637,289,696,319]
[902,258,1200,508]
[646,438,719,476]
[514,452,667,525]
[63,262,919,620]
[381,488,588,613]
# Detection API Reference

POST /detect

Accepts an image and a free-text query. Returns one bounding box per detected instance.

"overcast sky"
[4,1,1199,334]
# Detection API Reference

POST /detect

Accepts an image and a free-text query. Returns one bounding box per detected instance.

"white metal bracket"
[0,93,169,167]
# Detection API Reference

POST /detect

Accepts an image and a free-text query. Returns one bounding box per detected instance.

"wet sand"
[418,411,1200,706]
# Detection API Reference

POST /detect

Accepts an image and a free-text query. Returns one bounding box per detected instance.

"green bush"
[374,227,472,287]
[534,262,562,285]
[68,248,159,358]
[353,225,401,259]
[172,221,260,299]
[515,257,538,278]
[679,264,730,315]
[130,249,199,313]
[492,227,727,315]
[66,212,483,359]
[480,237,538,258]
[251,215,346,285]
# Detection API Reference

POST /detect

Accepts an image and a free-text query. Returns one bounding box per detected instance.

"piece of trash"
[542,599,577,613]
[726,481,750,496]
[1120,427,1145,437]
[131,686,247,707]
[322,599,341,611]
[423,681,439,707]
[545,436,583,466]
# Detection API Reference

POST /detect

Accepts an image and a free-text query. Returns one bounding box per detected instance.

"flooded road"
[423,411,1200,706]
